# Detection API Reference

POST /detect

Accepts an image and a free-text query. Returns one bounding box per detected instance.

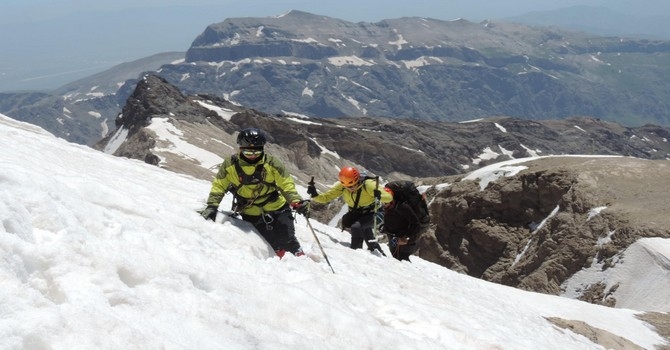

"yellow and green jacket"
[312,178,392,211]
[206,153,301,216]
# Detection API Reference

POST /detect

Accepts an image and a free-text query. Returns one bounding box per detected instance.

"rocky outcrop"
[93,75,242,171]
[546,317,646,350]
[417,157,670,298]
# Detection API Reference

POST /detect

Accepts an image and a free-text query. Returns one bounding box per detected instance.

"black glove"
[199,205,218,221]
[307,184,318,197]
[373,189,381,200]
[290,200,310,216]
[307,177,318,197]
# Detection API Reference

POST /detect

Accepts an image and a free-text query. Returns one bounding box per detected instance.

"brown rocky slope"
[415,156,670,348]
[418,156,670,299]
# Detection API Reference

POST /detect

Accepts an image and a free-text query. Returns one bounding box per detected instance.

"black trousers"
[388,239,417,261]
[342,211,376,249]
[242,205,302,254]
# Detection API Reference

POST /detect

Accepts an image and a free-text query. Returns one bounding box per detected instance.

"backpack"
[384,180,430,225]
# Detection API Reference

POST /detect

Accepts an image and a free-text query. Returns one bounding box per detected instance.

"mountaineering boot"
[366,240,381,252]
[276,249,305,259]
[292,248,305,257]
[366,239,386,256]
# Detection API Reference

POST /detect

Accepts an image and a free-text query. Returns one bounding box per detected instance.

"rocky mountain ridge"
[97,74,670,183]
[157,10,670,126]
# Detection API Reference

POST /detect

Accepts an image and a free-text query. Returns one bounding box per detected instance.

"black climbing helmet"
[237,128,266,148]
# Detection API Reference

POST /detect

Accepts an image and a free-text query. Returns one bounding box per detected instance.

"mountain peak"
[276,9,332,20]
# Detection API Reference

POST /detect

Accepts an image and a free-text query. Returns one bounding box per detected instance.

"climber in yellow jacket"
[308,166,392,252]
[200,128,309,258]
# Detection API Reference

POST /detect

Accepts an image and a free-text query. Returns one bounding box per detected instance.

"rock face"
[94,75,242,171]
[155,10,670,126]
[418,157,670,300]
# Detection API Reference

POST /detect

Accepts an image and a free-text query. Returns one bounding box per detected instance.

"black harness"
[228,155,279,211]
[348,181,373,214]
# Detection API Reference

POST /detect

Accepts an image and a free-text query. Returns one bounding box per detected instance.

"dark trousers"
[388,240,416,261]
[387,225,427,262]
[242,206,301,254]
[342,211,376,250]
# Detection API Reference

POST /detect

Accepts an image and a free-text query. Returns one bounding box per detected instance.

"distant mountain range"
[157,10,670,127]
[0,52,183,145]
[3,10,670,147]
[2,2,669,93]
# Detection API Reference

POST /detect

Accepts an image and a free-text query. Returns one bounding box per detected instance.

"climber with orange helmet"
[307,166,392,253]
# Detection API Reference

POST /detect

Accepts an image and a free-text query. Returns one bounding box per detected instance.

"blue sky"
[1,0,608,24]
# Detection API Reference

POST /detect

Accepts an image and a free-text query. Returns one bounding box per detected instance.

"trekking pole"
[305,209,335,274]
[372,176,387,257]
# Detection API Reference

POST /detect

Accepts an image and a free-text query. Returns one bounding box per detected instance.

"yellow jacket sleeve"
[205,157,234,207]
[312,178,392,209]
[311,181,346,204]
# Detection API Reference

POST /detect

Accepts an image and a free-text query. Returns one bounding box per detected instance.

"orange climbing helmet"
[338,166,360,187]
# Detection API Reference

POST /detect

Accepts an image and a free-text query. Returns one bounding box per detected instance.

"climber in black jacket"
[381,187,428,262]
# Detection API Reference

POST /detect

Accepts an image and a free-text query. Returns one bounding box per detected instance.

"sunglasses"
[241,149,263,157]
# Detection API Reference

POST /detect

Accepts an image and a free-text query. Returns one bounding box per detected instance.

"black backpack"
[385,180,430,225]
